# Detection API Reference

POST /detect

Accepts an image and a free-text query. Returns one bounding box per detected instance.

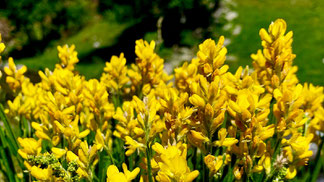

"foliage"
[0,0,92,54]
[0,19,323,182]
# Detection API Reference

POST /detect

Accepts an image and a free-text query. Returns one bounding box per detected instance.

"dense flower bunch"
[0,19,323,182]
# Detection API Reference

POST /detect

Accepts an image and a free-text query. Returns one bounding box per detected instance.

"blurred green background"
[0,0,323,85]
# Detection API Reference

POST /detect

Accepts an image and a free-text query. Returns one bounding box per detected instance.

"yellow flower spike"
[252,19,297,92]
[4,57,28,92]
[56,44,79,71]
[196,36,228,79]
[133,39,169,89]
[101,53,130,93]
[189,94,205,107]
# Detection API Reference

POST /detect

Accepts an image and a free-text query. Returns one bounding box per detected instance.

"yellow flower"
[17,137,42,159]
[155,83,193,141]
[286,166,297,179]
[282,133,313,162]
[189,94,205,108]
[113,93,164,157]
[196,36,228,79]
[174,59,198,92]
[152,143,199,182]
[78,141,99,167]
[204,154,224,175]
[133,39,170,89]
[106,163,140,182]
[56,44,79,71]
[32,122,51,141]
[253,153,271,174]
[213,128,238,147]
[4,57,28,92]
[83,79,115,121]
[67,151,79,162]
[51,147,67,158]
[101,53,129,93]
[30,166,52,181]
[125,136,144,156]
[251,19,297,92]
[189,130,209,144]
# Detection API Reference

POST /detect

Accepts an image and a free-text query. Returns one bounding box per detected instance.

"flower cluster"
[0,19,323,182]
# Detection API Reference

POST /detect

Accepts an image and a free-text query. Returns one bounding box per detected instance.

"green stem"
[108,150,115,165]
[22,116,30,138]
[146,143,153,182]
[129,153,134,171]
[104,146,115,165]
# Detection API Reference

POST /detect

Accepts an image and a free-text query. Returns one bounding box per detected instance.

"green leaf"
[0,146,15,182]
[0,104,19,155]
